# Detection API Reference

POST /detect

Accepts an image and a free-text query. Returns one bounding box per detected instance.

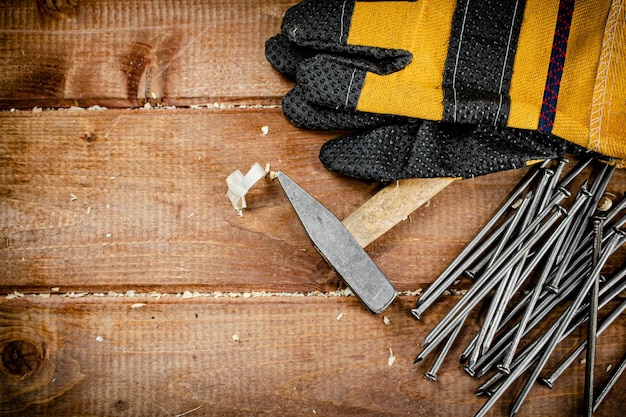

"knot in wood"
[37,0,79,20]
[1,339,43,379]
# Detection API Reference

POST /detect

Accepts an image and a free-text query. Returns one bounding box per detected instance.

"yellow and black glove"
[267,0,624,180]
[267,30,577,179]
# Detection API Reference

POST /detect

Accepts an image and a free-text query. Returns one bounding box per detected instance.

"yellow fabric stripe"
[347,1,457,121]
[587,0,625,165]
[551,0,611,149]
[507,0,560,130]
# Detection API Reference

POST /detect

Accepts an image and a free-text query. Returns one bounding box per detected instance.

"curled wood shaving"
[388,348,396,367]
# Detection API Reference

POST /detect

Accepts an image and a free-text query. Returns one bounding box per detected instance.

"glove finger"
[295,55,371,114]
[282,85,406,130]
[266,32,411,81]
[281,0,412,67]
[319,122,575,181]
[265,34,312,79]
[264,34,411,130]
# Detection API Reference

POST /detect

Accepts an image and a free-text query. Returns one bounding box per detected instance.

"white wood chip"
[226,162,267,212]
[388,348,396,367]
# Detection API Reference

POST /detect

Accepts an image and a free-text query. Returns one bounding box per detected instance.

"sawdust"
[4,288,428,300]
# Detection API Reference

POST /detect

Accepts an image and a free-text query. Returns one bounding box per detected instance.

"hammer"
[278,174,454,313]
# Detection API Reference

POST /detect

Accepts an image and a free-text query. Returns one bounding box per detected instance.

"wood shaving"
[65,292,88,298]
[232,334,240,342]
[175,405,204,417]
[226,162,267,213]
[401,289,423,297]
[260,125,269,135]
[131,303,147,309]
[96,336,104,343]
[6,292,25,300]
[383,316,390,325]
[182,291,198,299]
[336,313,344,320]
[388,348,396,367]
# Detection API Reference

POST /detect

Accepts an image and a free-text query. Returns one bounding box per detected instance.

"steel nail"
[422,206,567,353]
[412,164,544,317]
[584,216,604,416]
[482,243,625,379]
[498,187,590,372]
[467,196,531,365]
[546,181,592,293]
[543,157,568,204]
[474,263,588,377]
[554,155,593,190]
[540,297,626,389]
[411,214,517,319]
[593,350,626,412]
[424,316,465,382]
[507,231,622,417]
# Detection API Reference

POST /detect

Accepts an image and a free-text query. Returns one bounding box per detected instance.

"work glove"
[265,34,577,181]
[266,0,624,180]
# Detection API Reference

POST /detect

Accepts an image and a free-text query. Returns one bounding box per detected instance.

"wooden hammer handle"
[342,178,455,248]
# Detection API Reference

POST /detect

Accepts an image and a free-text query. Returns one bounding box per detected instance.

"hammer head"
[277,171,397,314]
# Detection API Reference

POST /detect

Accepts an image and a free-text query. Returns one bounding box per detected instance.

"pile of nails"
[412,156,626,417]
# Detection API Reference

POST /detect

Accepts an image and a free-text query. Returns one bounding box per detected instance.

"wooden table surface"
[1,1,624,416]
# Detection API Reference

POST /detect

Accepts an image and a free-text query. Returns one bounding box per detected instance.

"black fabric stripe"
[442,0,527,125]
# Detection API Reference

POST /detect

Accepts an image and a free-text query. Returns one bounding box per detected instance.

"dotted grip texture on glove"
[278,0,625,167]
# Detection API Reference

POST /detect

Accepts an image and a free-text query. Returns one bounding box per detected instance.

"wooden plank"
[1,295,624,416]
[0,0,295,109]
[0,108,550,294]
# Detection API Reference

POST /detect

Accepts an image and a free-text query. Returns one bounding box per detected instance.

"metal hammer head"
[277,171,397,314]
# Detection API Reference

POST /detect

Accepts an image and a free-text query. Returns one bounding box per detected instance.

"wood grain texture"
[1,295,624,417]
[0,108,551,294]
[0,0,294,109]
[1,1,626,415]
